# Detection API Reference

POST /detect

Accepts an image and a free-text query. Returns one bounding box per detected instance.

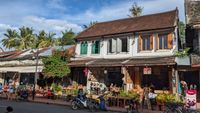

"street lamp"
[31,49,39,100]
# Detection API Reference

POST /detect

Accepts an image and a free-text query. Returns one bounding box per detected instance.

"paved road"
[0,100,118,113]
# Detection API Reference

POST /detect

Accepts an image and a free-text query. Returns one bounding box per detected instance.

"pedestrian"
[3,83,9,99]
[6,106,13,113]
[0,83,3,94]
[8,85,14,100]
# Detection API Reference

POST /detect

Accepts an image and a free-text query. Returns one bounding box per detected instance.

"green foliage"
[156,93,181,103]
[119,90,140,101]
[42,49,70,78]
[57,29,76,46]
[51,83,62,93]
[179,21,186,44]
[174,48,190,58]
[129,2,143,17]
[83,21,98,29]
[2,27,76,50]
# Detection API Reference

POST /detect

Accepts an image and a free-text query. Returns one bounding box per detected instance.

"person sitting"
[77,88,85,101]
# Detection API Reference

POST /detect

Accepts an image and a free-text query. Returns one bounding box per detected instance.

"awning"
[123,56,176,66]
[0,66,43,73]
[69,57,176,67]
[68,60,93,67]
[87,59,127,67]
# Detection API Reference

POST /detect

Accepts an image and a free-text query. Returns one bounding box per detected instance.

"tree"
[35,31,56,48]
[83,21,98,29]
[16,26,35,50]
[42,49,70,78]
[179,21,186,46]
[129,2,143,17]
[58,29,76,46]
[2,29,18,49]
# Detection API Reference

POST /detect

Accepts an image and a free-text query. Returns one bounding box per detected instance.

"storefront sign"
[186,90,197,109]
[143,67,151,74]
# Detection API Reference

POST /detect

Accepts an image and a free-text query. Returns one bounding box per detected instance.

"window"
[158,34,168,49]
[138,34,153,51]
[80,42,88,55]
[157,33,173,49]
[92,41,100,54]
[108,37,129,53]
[121,38,128,52]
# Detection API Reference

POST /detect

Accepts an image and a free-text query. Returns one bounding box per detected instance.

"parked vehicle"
[71,89,93,111]
[16,89,29,101]
[125,98,139,113]
[89,94,107,112]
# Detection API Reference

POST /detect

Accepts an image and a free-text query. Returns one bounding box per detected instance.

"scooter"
[71,93,93,111]
[17,89,29,101]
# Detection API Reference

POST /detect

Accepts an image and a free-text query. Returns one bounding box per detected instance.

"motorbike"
[17,89,29,101]
[71,93,94,111]
[89,94,107,112]
[125,98,139,113]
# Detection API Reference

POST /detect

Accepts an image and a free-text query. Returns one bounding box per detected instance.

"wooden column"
[122,67,133,92]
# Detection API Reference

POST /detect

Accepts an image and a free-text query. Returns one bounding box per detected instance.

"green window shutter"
[85,42,88,54]
[96,41,100,54]
[80,43,83,54]
[92,42,95,54]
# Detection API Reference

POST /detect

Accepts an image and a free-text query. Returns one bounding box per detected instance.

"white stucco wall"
[75,29,178,59]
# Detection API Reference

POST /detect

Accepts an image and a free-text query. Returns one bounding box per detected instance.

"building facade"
[70,9,185,94]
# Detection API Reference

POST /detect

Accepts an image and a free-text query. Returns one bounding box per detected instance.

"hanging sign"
[143,67,151,74]
[83,68,88,77]
[186,90,197,109]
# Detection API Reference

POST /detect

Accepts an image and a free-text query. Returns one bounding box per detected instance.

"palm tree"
[34,31,56,48]
[16,26,35,50]
[129,2,143,17]
[2,29,18,49]
[83,21,98,29]
[60,29,75,46]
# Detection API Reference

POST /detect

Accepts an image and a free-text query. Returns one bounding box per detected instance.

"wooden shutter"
[156,34,159,50]
[111,38,117,53]
[117,38,122,53]
[127,37,130,52]
[138,35,142,51]
[85,42,88,54]
[167,33,173,49]
[92,42,95,54]
[80,43,83,54]
[150,34,153,50]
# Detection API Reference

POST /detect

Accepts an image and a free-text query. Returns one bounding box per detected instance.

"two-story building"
[69,9,181,94]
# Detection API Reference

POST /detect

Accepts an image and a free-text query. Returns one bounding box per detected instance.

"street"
[0,100,118,113]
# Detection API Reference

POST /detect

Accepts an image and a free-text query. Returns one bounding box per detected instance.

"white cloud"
[63,0,184,25]
[22,16,83,36]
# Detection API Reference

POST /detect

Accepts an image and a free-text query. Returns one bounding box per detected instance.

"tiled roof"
[124,56,176,66]
[69,57,176,67]
[68,59,93,67]
[76,9,178,40]
[0,45,75,61]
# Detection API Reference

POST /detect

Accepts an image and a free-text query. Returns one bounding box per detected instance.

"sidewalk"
[29,97,163,113]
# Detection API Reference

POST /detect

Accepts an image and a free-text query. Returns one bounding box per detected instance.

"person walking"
[8,85,14,100]
[3,83,9,99]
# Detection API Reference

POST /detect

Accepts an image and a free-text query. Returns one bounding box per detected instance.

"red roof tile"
[76,9,178,40]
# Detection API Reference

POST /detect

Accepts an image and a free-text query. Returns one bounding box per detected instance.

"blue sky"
[0,0,184,39]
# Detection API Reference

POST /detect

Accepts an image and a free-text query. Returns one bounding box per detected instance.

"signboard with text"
[143,67,152,75]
